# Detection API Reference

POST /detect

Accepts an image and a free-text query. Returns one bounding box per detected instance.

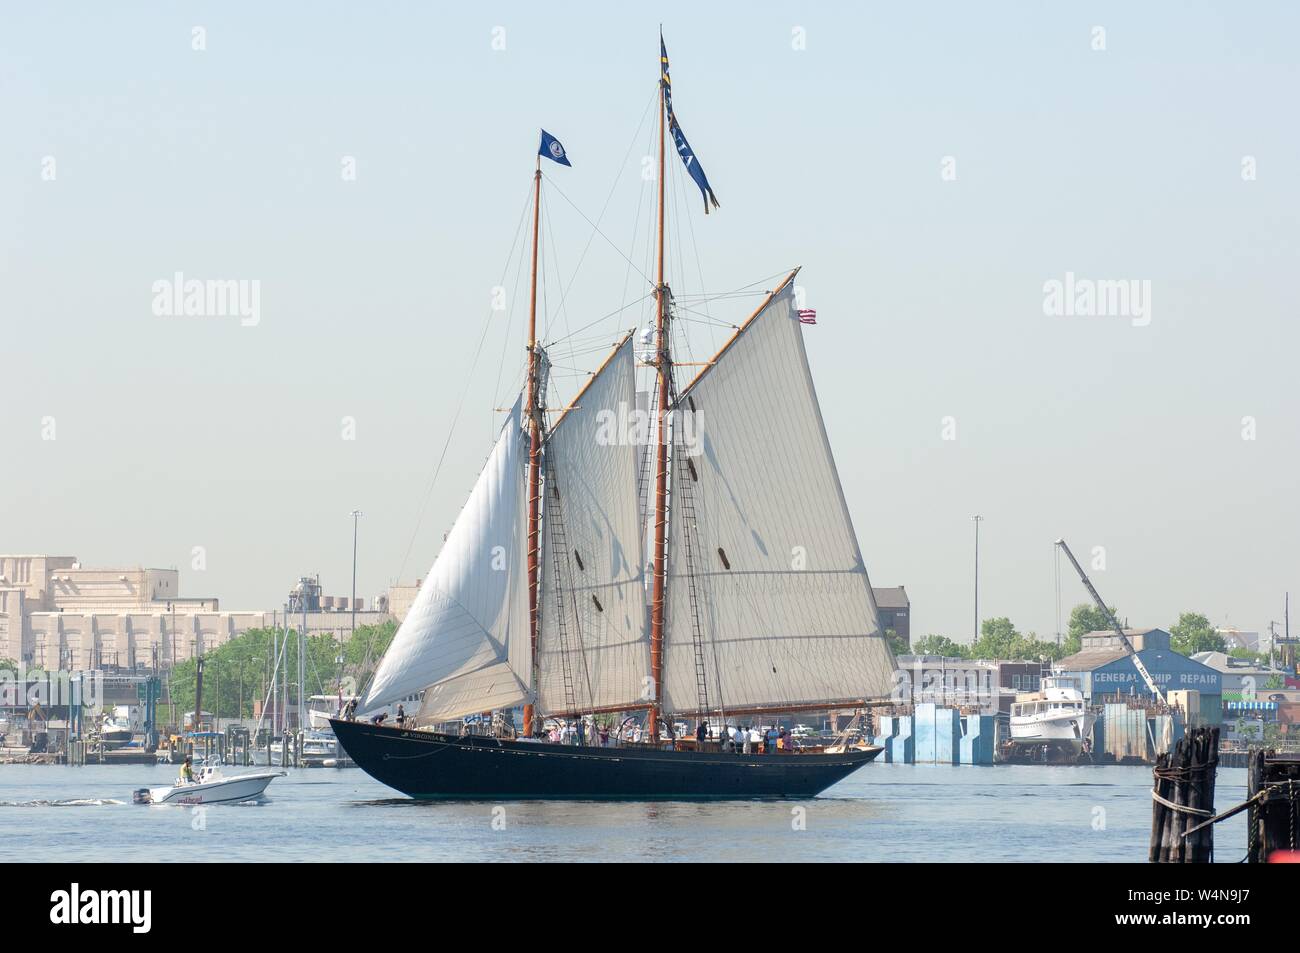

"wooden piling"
[1150,725,1218,862]
[1246,750,1300,862]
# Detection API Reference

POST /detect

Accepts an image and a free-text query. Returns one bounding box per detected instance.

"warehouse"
[1058,628,1222,724]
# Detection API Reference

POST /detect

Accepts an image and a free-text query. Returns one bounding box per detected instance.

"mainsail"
[362,399,533,721]
[660,275,896,714]
[536,335,651,714]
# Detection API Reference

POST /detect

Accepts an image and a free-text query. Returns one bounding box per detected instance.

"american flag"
[797,308,817,325]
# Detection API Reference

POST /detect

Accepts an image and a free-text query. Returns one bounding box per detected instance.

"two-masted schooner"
[331,34,897,799]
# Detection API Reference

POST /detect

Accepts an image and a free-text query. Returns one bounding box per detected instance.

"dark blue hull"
[330,719,881,800]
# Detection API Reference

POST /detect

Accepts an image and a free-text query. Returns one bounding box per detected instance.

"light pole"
[349,510,362,693]
[972,515,984,642]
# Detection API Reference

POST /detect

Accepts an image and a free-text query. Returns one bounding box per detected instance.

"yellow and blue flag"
[660,35,719,213]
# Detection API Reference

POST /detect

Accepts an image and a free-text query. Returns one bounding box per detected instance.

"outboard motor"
[131,788,152,805]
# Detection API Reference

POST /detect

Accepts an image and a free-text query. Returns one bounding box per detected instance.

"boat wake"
[0,797,124,807]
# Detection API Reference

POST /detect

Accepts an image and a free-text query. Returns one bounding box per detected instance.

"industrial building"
[0,555,392,672]
[891,656,1042,716]
[1191,651,1300,740]
[1058,628,1222,724]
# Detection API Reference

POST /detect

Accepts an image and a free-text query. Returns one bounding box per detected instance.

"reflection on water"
[0,761,1249,862]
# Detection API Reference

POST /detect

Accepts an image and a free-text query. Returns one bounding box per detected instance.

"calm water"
[0,762,1248,862]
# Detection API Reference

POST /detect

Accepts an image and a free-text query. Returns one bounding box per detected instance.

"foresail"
[536,335,652,714]
[362,399,532,721]
[661,276,896,714]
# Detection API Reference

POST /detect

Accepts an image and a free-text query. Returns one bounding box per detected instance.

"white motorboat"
[1009,672,1098,758]
[96,705,137,750]
[135,760,285,805]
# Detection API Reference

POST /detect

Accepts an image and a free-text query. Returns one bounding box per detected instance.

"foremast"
[523,154,543,735]
[647,43,671,737]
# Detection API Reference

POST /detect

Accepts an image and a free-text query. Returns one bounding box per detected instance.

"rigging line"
[679,147,718,358]
[543,171,654,291]
[491,192,535,441]
[670,301,752,326]
[673,312,738,330]
[673,290,771,300]
[619,114,652,340]
[541,187,579,390]
[637,97,658,335]
[493,182,536,412]
[552,86,658,320]
[394,179,534,586]
[543,294,654,348]
[667,155,698,370]
[675,269,799,300]
[639,183,656,330]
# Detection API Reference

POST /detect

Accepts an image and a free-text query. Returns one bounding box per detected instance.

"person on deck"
[695,721,708,747]
[180,757,194,784]
[343,697,358,721]
[395,704,406,728]
[742,726,753,755]
[765,726,778,754]
[749,726,762,753]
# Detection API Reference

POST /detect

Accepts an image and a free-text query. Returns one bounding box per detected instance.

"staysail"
[362,399,532,721]
[536,335,652,715]
[661,275,896,714]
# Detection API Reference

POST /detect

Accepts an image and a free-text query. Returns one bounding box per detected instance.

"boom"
[1055,538,1166,705]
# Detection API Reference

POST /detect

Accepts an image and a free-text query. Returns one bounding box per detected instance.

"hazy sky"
[2,2,1297,646]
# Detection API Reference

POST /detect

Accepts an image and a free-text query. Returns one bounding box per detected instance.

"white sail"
[661,276,896,714]
[536,335,652,714]
[362,399,532,721]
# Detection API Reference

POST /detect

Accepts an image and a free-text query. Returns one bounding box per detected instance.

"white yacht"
[99,706,136,750]
[1009,672,1098,758]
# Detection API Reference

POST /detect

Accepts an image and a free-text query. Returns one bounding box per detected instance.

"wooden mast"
[648,54,669,739]
[522,153,543,736]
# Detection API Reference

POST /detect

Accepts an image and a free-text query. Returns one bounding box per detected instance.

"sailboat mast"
[648,59,670,737]
[523,155,543,736]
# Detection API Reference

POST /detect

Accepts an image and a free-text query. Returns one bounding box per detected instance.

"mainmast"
[523,154,543,736]
[648,47,670,738]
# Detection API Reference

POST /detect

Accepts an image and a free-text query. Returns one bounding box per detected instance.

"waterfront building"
[0,554,397,672]
[1058,628,1222,724]
[872,586,910,645]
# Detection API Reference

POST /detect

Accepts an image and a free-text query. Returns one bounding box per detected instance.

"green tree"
[911,634,967,658]
[971,617,1019,658]
[1065,603,1121,655]
[1169,612,1225,656]
[883,628,909,657]
[0,657,18,673]
[343,621,398,672]
[970,618,1065,661]
[163,621,400,724]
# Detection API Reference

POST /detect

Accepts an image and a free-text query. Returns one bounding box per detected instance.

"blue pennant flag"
[670,120,719,214]
[538,129,572,167]
[660,35,719,213]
